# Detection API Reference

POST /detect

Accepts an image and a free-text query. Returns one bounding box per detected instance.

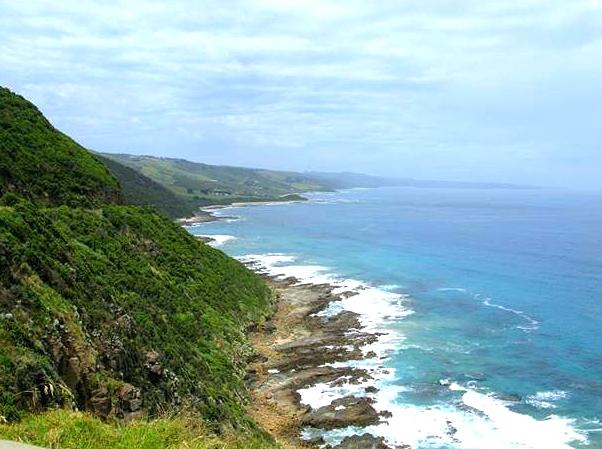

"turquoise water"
[188,187,602,448]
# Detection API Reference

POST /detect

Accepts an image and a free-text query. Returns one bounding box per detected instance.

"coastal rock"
[264,319,277,333]
[303,396,381,429]
[246,276,393,447]
[323,310,363,331]
[117,383,143,421]
[273,328,378,371]
[305,436,327,446]
[89,385,111,418]
[65,356,82,387]
[176,212,216,226]
[194,235,215,243]
[332,434,391,449]
[144,350,163,380]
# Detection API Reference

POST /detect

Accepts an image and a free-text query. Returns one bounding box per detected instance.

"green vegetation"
[0,87,122,207]
[0,409,278,449]
[101,153,333,207]
[0,86,280,447]
[0,201,273,425]
[97,155,199,218]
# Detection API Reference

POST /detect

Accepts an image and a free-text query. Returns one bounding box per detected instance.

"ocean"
[187,186,602,449]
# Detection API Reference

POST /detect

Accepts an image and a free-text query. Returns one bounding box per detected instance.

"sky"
[1,1,601,188]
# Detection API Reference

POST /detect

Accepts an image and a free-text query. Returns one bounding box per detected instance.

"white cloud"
[1,0,601,187]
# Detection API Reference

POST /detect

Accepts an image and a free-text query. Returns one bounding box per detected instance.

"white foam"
[438,287,540,333]
[479,295,540,332]
[242,252,411,401]
[240,254,412,363]
[298,380,376,409]
[437,287,468,293]
[239,255,413,327]
[526,390,568,409]
[315,301,345,318]
[237,253,331,282]
[309,384,586,449]
[581,418,602,434]
[335,287,414,333]
[240,252,586,449]
[457,388,585,449]
[199,234,236,247]
[449,381,466,391]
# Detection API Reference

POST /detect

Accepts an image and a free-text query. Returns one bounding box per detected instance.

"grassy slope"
[0,87,280,447]
[0,202,272,423]
[0,409,276,449]
[0,87,122,207]
[101,153,333,206]
[97,155,199,218]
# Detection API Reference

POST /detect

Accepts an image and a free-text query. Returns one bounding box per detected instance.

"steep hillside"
[97,154,199,218]
[0,87,278,447]
[0,202,272,424]
[0,87,122,207]
[101,153,333,205]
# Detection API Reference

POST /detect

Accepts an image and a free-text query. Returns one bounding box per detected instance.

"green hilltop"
[0,87,280,448]
[101,152,334,207]
[0,88,122,207]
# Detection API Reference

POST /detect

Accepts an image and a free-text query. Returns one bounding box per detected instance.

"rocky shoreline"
[175,209,220,226]
[177,197,308,228]
[177,204,410,447]
[245,272,409,449]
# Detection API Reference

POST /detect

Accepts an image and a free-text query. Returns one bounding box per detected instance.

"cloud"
[0,0,601,187]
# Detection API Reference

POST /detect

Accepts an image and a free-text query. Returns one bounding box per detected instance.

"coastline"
[181,192,595,449]
[180,190,594,449]
[244,269,408,449]
[176,197,310,227]
[180,199,414,448]
[175,209,220,226]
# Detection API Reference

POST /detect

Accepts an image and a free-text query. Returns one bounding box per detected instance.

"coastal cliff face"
[0,87,274,433]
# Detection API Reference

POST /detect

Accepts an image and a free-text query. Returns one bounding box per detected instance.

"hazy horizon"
[2,1,601,189]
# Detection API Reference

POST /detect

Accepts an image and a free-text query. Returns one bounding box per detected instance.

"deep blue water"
[189,187,602,448]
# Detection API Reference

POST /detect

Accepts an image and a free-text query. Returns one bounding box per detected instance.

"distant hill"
[0,87,122,207]
[306,171,535,190]
[97,154,199,218]
[100,153,334,206]
[102,154,532,209]
[304,171,403,189]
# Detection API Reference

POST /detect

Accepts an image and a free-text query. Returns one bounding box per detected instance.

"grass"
[0,409,281,449]
[97,155,199,219]
[100,153,333,206]
[0,202,274,424]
